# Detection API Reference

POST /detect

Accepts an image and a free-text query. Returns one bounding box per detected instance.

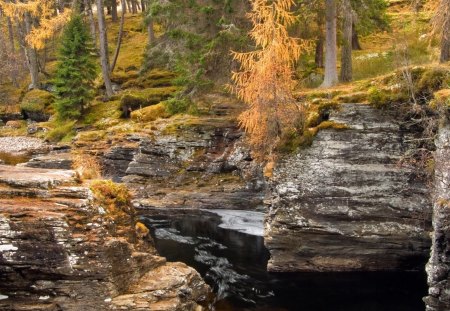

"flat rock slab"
[0,165,76,189]
[22,152,73,170]
[0,137,47,154]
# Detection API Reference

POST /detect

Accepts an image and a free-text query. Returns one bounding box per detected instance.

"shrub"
[135,222,150,239]
[72,153,102,180]
[90,180,132,216]
[164,97,198,115]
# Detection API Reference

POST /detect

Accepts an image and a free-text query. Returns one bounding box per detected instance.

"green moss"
[20,89,54,113]
[277,129,316,153]
[45,121,76,143]
[334,92,368,103]
[111,70,140,84]
[76,130,106,142]
[278,121,348,154]
[131,102,169,122]
[163,97,198,115]
[82,100,122,125]
[120,87,178,111]
[416,67,450,96]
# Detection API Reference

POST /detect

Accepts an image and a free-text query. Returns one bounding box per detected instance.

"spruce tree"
[54,15,97,120]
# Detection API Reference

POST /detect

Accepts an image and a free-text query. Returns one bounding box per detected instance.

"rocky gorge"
[0,100,449,310]
[0,165,211,310]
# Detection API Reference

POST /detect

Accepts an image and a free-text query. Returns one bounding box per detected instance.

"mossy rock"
[334,92,368,104]
[75,130,107,142]
[429,89,450,116]
[45,121,76,143]
[111,70,140,84]
[130,103,169,122]
[416,67,450,96]
[20,89,54,122]
[122,69,177,89]
[367,86,409,109]
[120,87,178,117]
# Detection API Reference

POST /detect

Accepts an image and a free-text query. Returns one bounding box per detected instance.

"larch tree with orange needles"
[230,0,309,162]
[0,0,71,88]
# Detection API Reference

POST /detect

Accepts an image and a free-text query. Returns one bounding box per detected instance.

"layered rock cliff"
[101,117,263,210]
[425,123,450,311]
[265,103,432,272]
[0,165,211,310]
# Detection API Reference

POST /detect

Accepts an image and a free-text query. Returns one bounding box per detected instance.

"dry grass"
[72,152,102,180]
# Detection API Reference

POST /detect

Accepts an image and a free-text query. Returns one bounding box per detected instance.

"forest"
[0,0,450,310]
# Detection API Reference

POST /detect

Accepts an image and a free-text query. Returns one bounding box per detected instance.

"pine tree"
[53,14,97,120]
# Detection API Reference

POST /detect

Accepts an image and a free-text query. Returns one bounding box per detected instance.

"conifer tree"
[231,0,309,161]
[53,14,97,120]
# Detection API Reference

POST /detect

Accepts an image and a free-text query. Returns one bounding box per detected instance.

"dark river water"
[141,210,427,311]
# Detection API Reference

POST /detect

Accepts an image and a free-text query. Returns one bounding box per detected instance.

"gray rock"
[0,165,212,310]
[424,124,450,311]
[265,103,432,272]
[23,152,73,170]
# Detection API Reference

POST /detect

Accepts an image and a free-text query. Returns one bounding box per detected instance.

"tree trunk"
[315,37,324,68]
[340,0,353,82]
[147,17,155,46]
[84,0,97,48]
[6,16,18,86]
[352,22,362,50]
[7,17,15,53]
[131,0,137,14]
[315,10,324,68]
[111,0,118,22]
[111,0,126,72]
[321,0,338,88]
[106,1,111,15]
[440,19,450,63]
[140,0,145,12]
[96,0,114,97]
[23,14,39,89]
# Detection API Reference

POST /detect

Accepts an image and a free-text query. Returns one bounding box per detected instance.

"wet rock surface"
[424,124,450,311]
[0,165,212,310]
[265,103,432,272]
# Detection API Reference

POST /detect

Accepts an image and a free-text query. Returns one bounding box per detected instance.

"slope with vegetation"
[0,0,449,308]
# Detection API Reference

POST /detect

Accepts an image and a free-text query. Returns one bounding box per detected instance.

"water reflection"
[141,210,427,311]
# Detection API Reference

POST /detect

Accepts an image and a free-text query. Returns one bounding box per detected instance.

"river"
[140,209,427,311]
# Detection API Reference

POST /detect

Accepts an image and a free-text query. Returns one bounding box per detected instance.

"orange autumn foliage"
[230,0,310,161]
[0,0,71,50]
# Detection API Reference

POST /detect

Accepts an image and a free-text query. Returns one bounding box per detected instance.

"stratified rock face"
[22,152,73,170]
[0,165,211,310]
[265,103,431,272]
[425,124,450,311]
[102,122,264,210]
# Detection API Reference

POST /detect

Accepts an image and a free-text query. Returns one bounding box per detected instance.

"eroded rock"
[0,165,212,310]
[424,124,450,311]
[265,104,432,272]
